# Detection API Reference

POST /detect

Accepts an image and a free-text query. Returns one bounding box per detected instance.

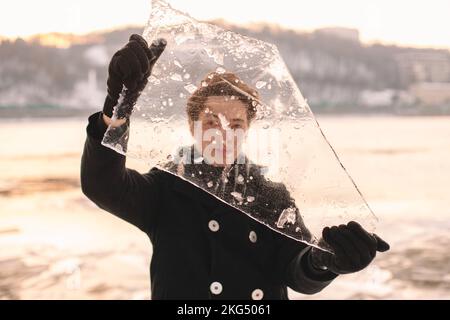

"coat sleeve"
[80,112,162,234]
[277,236,338,295]
[268,183,337,295]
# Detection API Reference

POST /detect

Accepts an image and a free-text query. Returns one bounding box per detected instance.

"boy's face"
[190,96,250,167]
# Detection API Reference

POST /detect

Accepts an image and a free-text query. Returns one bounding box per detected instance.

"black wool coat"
[80,112,337,300]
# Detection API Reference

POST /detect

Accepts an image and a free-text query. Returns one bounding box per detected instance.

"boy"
[81,34,389,300]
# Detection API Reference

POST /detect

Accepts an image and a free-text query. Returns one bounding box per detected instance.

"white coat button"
[208,220,220,232]
[249,231,257,243]
[210,282,223,295]
[251,289,264,300]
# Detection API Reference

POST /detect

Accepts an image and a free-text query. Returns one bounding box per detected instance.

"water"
[0,115,449,299]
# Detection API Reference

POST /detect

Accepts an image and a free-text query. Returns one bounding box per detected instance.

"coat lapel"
[171,174,224,209]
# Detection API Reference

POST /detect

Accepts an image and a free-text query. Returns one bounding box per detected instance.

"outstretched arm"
[80,34,166,234]
[81,112,163,234]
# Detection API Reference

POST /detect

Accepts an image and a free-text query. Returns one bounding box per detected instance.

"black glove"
[103,34,166,119]
[309,221,390,275]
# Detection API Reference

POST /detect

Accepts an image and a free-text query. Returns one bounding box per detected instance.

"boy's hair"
[186,72,259,122]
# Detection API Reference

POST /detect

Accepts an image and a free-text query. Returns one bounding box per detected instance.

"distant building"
[396,51,450,86]
[409,82,450,105]
[359,89,396,108]
[359,89,415,108]
[69,69,104,108]
[314,27,360,43]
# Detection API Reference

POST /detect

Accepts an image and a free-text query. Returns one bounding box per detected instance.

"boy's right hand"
[103,34,166,121]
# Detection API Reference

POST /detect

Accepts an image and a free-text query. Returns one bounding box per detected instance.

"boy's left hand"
[309,221,390,275]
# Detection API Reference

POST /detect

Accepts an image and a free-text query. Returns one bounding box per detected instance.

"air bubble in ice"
[207,181,214,188]
[231,191,244,203]
[184,84,198,94]
[183,73,191,79]
[217,113,230,130]
[237,174,245,184]
[247,196,255,203]
[204,48,224,65]
[201,81,208,87]
[149,76,160,85]
[170,73,183,81]
[216,67,226,74]
[256,81,267,89]
[174,60,182,68]
[194,156,204,164]
[276,207,297,229]
[175,33,195,45]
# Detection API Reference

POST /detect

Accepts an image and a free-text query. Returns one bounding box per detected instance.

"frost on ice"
[101,0,377,249]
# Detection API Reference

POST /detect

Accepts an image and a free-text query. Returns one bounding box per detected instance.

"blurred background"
[0,0,449,299]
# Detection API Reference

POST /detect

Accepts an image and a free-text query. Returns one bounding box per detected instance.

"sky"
[1,0,449,49]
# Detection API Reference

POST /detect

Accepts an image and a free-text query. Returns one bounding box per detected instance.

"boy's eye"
[206,120,218,126]
[231,124,243,129]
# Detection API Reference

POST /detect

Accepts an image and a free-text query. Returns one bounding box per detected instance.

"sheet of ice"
[102,0,377,250]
